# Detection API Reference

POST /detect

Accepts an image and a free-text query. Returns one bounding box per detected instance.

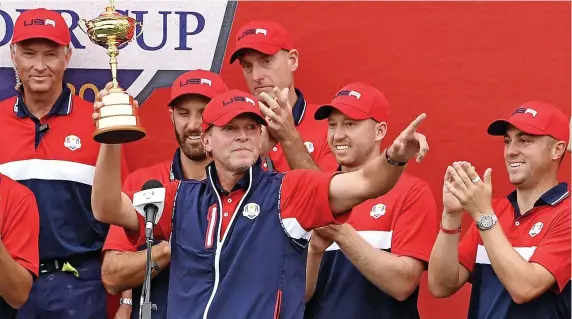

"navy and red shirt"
[0,174,40,318]
[262,89,338,172]
[459,182,571,319]
[305,173,438,319]
[0,85,129,262]
[125,160,349,319]
[103,149,185,319]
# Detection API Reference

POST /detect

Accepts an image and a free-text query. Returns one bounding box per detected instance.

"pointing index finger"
[403,113,427,135]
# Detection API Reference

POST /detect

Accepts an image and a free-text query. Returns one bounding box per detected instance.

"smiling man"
[304,83,437,319]
[428,101,571,319]
[0,8,128,319]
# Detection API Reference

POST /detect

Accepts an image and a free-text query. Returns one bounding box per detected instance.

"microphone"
[132,180,165,240]
[132,180,164,319]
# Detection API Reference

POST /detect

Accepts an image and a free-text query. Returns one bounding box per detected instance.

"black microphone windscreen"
[141,180,163,191]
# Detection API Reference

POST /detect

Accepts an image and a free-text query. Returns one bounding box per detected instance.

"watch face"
[478,215,495,229]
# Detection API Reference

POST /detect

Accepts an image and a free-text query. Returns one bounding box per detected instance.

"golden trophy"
[80,0,146,144]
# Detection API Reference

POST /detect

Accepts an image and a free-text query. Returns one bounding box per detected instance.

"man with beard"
[100,70,228,319]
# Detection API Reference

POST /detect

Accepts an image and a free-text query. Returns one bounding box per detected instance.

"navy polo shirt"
[124,159,349,319]
[0,85,123,261]
[458,183,571,319]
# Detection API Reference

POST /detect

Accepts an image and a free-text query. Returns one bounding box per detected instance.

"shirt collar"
[292,88,307,126]
[14,84,73,119]
[508,182,570,216]
[169,148,186,182]
[205,157,264,196]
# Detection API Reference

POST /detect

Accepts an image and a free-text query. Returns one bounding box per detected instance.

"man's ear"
[374,121,388,142]
[568,117,572,152]
[10,44,16,63]
[201,130,212,153]
[64,46,72,68]
[287,49,299,72]
[552,141,567,160]
[169,108,174,124]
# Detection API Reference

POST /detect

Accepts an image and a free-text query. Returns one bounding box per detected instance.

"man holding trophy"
[0,7,128,319]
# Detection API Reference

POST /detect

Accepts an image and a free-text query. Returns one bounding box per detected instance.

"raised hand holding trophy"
[80,0,146,144]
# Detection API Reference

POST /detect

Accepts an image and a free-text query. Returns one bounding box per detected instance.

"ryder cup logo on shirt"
[0,1,236,103]
[242,203,260,220]
[528,222,543,237]
[64,135,81,151]
[370,203,386,219]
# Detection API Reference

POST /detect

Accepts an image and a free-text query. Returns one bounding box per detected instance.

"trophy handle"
[78,18,89,35]
[134,22,144,39]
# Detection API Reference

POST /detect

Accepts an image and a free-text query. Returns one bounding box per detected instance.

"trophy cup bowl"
[80,3,146,144]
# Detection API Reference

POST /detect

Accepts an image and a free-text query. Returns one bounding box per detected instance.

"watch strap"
[385,149,408,166]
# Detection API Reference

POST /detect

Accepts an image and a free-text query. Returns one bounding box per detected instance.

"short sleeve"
[529,209,571,292]
[391,183,438,265]
[124,180,179,247]
[2,193,40,277]
[458,223,480,273]
[314,138,339,172]
[102,225,137,252]
[279,170,349,243]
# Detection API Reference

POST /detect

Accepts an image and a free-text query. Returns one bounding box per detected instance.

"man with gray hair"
[0,8,129,319]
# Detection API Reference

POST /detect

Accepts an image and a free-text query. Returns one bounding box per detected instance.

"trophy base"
[93,88,146,144]
[94,126,146,144]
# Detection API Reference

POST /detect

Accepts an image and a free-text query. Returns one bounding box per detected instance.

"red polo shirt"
[305,172,438,318]
[103,160,173,253]
[0,174,39,277]
[458,183,570,319]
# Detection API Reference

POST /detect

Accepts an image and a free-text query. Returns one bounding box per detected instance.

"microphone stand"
[140,207,158,319]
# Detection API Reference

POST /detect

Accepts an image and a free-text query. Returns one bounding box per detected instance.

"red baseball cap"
[168,70,229,106]
[202,90,268,131]
[229,21,295,64]
[12,8,71,46]
[488,101,570,142]
[314,82,389,122]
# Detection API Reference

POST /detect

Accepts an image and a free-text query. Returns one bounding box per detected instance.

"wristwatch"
[475,214,498,231]
[120,298,133,306]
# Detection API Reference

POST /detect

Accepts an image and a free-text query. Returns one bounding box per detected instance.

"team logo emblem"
[304,142,314,153]
[243,203,260,220]
[64,135,82,151]
[529,222,543,237]
[370,203,386,219]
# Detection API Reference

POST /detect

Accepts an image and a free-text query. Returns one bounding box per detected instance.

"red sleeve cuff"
[393,249,431,264]
[102,242,137,253]
[529,253,570,293]
[124,214,146,248]
[458,254,475,273]
[17,259,39,278]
